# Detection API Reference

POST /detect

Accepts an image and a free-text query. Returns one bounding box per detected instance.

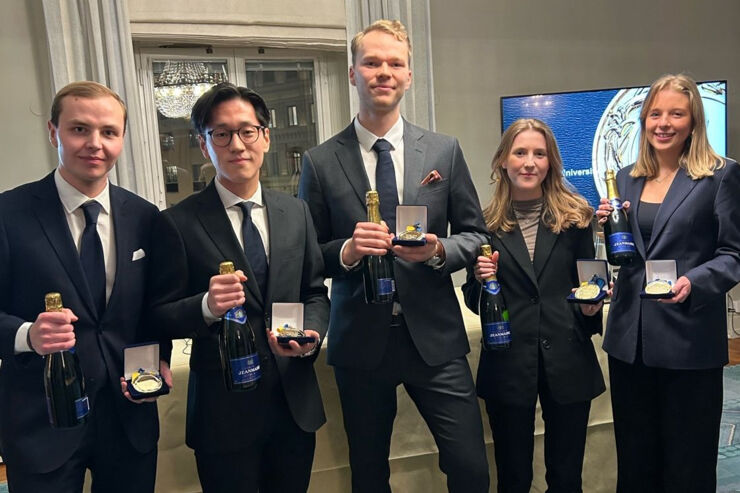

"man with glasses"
[148,82,329,492]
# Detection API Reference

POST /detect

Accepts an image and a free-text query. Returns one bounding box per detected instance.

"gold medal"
[645,279,672,295]
[575,282,600,300]
[131,369,163,394]
[398,222,424,241]
[276,323,305,338]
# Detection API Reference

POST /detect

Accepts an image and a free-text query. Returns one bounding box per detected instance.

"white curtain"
[42,0,159,202]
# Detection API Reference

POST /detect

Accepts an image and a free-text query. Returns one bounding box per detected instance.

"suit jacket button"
[531,296,539,304]
[541,338,551,349]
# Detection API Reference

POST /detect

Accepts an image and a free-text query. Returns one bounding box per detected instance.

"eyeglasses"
[206,125,266,147]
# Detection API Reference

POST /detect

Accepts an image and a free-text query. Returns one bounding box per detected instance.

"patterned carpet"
[719,364,740,492]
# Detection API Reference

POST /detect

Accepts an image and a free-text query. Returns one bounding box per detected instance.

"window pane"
[153,60,228,207]
[246,61,318,196]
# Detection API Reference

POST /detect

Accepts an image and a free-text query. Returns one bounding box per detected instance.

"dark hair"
[51,81,127,131]
[191,82,270,135]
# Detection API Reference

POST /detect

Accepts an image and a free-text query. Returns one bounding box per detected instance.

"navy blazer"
[603,159,740,369]
[148,182,329,453]
[0,173,160,473]
[299,121,488,370]
[462,223,605,407]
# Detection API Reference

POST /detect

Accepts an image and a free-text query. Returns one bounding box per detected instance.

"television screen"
[500,81,727,206]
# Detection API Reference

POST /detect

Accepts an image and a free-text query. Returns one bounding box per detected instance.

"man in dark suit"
[0,82,169,492]
[148,82,329,493]
[298,19,489,493]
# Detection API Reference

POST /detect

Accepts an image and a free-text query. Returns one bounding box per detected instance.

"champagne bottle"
[479,245,511,350]
[362,190,395,304]
[603,170,637,266]
[218,261,260,391]
[43,292,89,428]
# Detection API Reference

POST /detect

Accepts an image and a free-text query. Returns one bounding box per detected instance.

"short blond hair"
[50,81,127,131]
[632,74,723,180]
[350,19,412,65]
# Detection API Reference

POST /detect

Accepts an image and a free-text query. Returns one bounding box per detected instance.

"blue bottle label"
[377,278,395,295]
[483,279,501,295]
[608,232,636,254]
[75,395,90,420]
[610,198,624,210]
[224,306,247,324]
[231,353,261,384]
[483,321,511,346]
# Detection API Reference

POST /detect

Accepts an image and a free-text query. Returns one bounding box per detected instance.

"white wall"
[429,0,740,203]
[0,0,55,192]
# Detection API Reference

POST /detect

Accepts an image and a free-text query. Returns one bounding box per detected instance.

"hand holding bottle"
[343,221,393,266]
[474,250,499,282]
[207,269,247,317]
[595,197,631,225]
[29,308,78,355]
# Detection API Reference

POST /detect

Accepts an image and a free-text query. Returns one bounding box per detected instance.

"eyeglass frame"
[205,124,268,147]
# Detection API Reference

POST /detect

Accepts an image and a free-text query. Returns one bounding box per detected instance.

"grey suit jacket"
[148,182,329,453]
[603,159,740,369]
[299,120,488,369]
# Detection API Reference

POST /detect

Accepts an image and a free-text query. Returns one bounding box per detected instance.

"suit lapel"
[334,124,370,207]
[106,185,128,316]
[532,222,558,280]
[196,183,264,308]
[497,226,537,289]
[622,174,647,259]
[263,190,285,308]
[32,174,98,320]
[402,121,426,205]
[647,170,697,253]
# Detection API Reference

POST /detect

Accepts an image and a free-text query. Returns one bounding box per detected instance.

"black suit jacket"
[0,173,160,473]
[462,223,605,407]
[148,182,329,454]
[299,121,488,369]
[603,159,740,369]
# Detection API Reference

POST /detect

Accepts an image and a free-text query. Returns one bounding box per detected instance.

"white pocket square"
[132,248,146,261]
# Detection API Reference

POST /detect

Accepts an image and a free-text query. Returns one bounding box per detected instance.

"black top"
[638,201,661,247]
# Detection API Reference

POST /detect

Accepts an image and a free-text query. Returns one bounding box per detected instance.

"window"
[136,48,348,208]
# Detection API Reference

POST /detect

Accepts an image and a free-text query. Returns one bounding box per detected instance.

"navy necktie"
[372,138,399,233]
[238,202,268,297]
[80,201,106,317]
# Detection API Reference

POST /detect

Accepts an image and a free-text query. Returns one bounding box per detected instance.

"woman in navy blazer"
[598,74,740,493]
[463,119,605,493]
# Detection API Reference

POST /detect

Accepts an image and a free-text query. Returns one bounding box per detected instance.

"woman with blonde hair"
[597,74,740,492]
[463,118,605,493]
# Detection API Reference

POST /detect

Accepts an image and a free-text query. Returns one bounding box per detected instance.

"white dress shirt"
[201,178,269,324]
[15,168,116,353]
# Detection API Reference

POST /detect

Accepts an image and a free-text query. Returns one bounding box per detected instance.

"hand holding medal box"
[123,342,170,400]
[392,205,428,246]
[640,260,677,299]
[566,259,609,304]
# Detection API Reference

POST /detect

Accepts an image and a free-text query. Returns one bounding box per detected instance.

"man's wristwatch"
[425,241,445,267]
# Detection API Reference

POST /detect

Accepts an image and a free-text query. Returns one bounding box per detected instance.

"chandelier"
[154,61,223,119]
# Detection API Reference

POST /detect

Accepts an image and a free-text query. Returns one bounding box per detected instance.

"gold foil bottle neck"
[219,261,235,275]
[604,169,620,200]
[366,190,382,224]
[481,244,493,257]
[45,292,63,312]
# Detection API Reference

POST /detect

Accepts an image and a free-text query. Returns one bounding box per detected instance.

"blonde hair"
[632,74,723,180]
[350,19,412,65]
[50,81,127,130]
[482,118,593,234]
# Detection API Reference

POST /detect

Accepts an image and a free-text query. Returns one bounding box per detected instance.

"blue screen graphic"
[501,81,727,207]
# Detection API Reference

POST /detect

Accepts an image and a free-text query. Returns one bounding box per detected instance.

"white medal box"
[124,342,169,399]
[641,259,677,299]
[567,259,609,304]
[271,302,315,346]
